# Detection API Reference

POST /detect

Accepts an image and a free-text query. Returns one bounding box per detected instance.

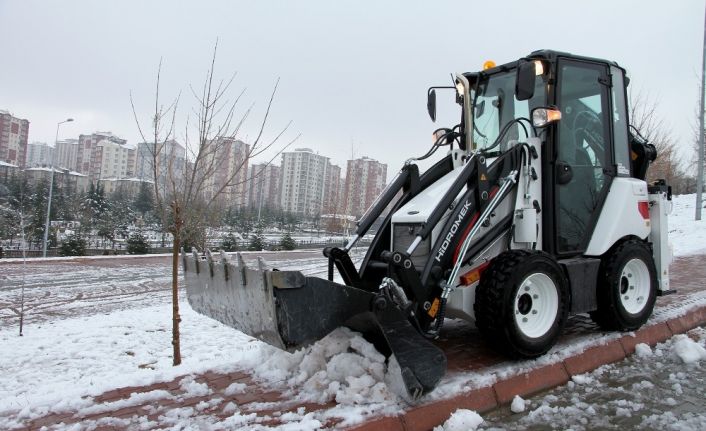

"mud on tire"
[474,250,570,358]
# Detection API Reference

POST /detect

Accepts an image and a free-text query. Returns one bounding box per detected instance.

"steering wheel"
[572,109,601,132]
[572,110,604,157]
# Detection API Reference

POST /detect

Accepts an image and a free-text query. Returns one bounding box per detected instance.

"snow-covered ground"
[473,329,706,431]
[0,249,364,328]
[667,194,706,257]
[0,194,705,430]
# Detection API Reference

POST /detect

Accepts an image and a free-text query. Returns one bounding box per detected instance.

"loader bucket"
[182,250,447,400]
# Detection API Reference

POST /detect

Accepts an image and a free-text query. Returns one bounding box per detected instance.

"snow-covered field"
[667,194,706,256]
[0,194,705,430]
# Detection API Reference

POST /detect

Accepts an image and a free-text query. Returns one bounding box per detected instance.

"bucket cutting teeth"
[182,249,446,400]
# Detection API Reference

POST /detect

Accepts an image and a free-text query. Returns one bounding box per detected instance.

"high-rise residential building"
[342,156,388,218]
[76,132,127,177]
[89,139,136,180]
[135,140,186,190]
[279,148,335,217]
[0,110,30,168]
[246,163,281,210]
[322,163,341,215]
[201,137,250,206]
[55,139,79,171]
[25,142,54,167]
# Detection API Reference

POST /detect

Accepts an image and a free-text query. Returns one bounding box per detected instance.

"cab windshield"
[472,70,546,152]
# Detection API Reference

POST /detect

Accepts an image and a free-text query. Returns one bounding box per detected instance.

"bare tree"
[131,43,298,365]
[629,90,692,193]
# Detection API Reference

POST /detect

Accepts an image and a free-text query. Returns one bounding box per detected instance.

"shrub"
[126,233,150,255]
[221,233,239,252]
[60,234,87,256]
[279,232,297,250]
[248,234,265,251]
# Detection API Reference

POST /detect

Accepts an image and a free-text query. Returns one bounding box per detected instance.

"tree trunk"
[171,202,182,366]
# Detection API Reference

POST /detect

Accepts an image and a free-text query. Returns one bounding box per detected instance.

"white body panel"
[510,137,543,250]
[392,165,465,224]
[649,188,672,292]
[584,177,651,256]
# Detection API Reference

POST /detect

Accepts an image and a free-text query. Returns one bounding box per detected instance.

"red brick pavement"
[13,254,706,430]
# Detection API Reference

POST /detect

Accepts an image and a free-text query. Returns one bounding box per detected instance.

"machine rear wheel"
[590,239,657,331]
[474,250,569,358]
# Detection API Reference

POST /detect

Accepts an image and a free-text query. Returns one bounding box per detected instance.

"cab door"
[554,59,614,254]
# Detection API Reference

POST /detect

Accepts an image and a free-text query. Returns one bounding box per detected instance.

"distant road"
[0,249,362,329]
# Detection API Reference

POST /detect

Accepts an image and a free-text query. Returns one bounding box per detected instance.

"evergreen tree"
[133,181,154,215]
[279,231,297,250]
[235,209,255,234]
[248,223,266,251]
[110,187,135,240]
[59,233,86,256]
[126,232,150,254]
[0,204,21,244]
[28,179,48,248]
[221,233,239,252]
[5,173,29,213]
[81,182,110,240]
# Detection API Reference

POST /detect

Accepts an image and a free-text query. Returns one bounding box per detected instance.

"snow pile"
[223,382,246,396]
[672,334,706,364]
[433,409,483,431]
[634,343,653,357]
[571,374,595,385]
[243,327,401,406]
[668,193,706,257]
[510,395,526,413]
[76,390,172,416]
[179,376,212,398]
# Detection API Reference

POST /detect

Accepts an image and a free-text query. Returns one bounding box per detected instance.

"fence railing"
[0,239,371,259]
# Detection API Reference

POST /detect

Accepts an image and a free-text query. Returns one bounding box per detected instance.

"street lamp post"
[42,118,74,257]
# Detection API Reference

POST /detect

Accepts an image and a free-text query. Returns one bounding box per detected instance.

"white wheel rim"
[513,273,559,338]
[619,258,650,314]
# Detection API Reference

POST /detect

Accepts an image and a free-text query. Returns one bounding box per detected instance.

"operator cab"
[428,50,648,257]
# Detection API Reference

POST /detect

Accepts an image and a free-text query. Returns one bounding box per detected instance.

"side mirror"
[427,89,437,122]
[515,61,536,101]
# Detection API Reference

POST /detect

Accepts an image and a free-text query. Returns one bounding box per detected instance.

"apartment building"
[76,132,129,179]
[99,177,152,197]
[342,156,388,218]
[0,161,19,182]
[55,139,79,171]
[201,137,250,206]
[246,163,281,210]
[23,167,90,193]
[87,139,136,181]
[0,110,30,168]
[135,140,186,194]
[26,142,54,167]
[279,148,338,217]
[322,163,341,216]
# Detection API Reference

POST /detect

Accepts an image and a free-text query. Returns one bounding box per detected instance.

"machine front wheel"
[590,239,657,331]
[474,250,569,358]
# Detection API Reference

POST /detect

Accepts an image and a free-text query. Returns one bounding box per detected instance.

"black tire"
[590,239,657,331]
[474,250,570,358]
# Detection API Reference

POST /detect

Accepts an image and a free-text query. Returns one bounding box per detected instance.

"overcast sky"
[0,0,702,177]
